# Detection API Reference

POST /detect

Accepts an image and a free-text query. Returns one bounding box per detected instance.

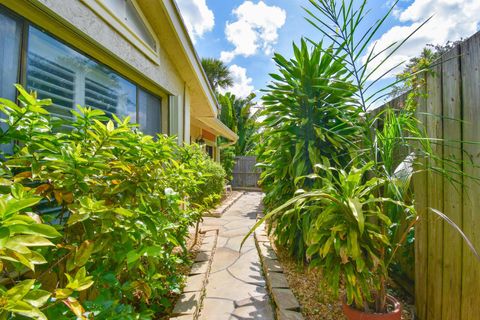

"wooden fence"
[381,31,480,320]
[231,156,260,188]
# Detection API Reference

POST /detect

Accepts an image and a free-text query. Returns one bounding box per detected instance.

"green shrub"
[179,143,226,208]
[192,157,226,208]
[0,86,224,319]
[220,145,235,181]
[201,159,227,205]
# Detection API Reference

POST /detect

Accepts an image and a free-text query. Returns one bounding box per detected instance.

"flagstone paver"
[190,261,209,275]
[198,192,274,320]
[173,292,201,315]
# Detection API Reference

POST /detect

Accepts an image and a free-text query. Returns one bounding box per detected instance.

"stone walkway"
[198,192,274,320]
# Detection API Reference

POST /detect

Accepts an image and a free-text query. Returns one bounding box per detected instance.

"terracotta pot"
[342,295,402,320]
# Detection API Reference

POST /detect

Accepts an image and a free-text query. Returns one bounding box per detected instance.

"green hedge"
[0,86,225,319]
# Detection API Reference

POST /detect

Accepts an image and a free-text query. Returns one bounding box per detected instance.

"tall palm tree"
[201,58,233,92]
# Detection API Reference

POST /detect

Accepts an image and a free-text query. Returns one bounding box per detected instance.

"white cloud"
[220,1,286,63]
[219,64,254,98]
[364,0,480,79]
[176,0,215,43]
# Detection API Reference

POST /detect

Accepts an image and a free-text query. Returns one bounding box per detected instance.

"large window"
[26,26,137,122]
[0,6,164,137]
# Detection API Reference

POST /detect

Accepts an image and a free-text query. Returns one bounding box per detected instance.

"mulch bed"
[272,241,415,320]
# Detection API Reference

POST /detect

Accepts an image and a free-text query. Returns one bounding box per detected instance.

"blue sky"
[176,0,480,102]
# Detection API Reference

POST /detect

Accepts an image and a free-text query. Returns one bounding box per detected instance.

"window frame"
[80,0,160,64]
[0,9,26,154]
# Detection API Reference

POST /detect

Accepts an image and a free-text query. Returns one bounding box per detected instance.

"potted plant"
[248,156,411,319]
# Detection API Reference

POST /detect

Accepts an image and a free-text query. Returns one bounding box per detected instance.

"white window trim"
[80,0,160,64]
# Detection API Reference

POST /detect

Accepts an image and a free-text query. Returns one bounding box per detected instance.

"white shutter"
[26,52,75,121]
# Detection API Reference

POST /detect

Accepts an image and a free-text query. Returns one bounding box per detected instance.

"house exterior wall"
[184,86,191,145]
[0,0,196,143]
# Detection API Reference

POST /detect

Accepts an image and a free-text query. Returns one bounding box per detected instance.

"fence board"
[441,46,463,320]
[460,32,480,320]
[425,63,444,320]
[414,78,428,320]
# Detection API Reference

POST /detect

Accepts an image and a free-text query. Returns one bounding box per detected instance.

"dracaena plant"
[257,39,362,258]
[0,85,226,319]
[258,107,425,310]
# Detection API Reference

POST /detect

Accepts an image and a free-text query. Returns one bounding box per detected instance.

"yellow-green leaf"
[23,289,51,308]
[54,288,73,299]
[347,198,364,234]
[6,279,35,301]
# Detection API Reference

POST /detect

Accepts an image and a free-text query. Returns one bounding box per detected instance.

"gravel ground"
[272,241,415,320]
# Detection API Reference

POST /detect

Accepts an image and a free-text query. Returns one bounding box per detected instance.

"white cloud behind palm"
[176,0,480,97]
[365,0,480,80]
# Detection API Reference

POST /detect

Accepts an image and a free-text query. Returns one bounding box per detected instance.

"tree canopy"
[201,57,233,92]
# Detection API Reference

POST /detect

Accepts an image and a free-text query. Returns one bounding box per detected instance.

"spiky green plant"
[257,39,362,258]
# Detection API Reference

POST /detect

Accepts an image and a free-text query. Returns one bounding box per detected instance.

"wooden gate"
[231,156,260,188]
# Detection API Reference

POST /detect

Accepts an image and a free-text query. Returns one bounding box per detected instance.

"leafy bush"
[220,145,235,181]
[179,143,226,208]
[0,86,225,319]
[202,160,226,200]
[193,157,226,208]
